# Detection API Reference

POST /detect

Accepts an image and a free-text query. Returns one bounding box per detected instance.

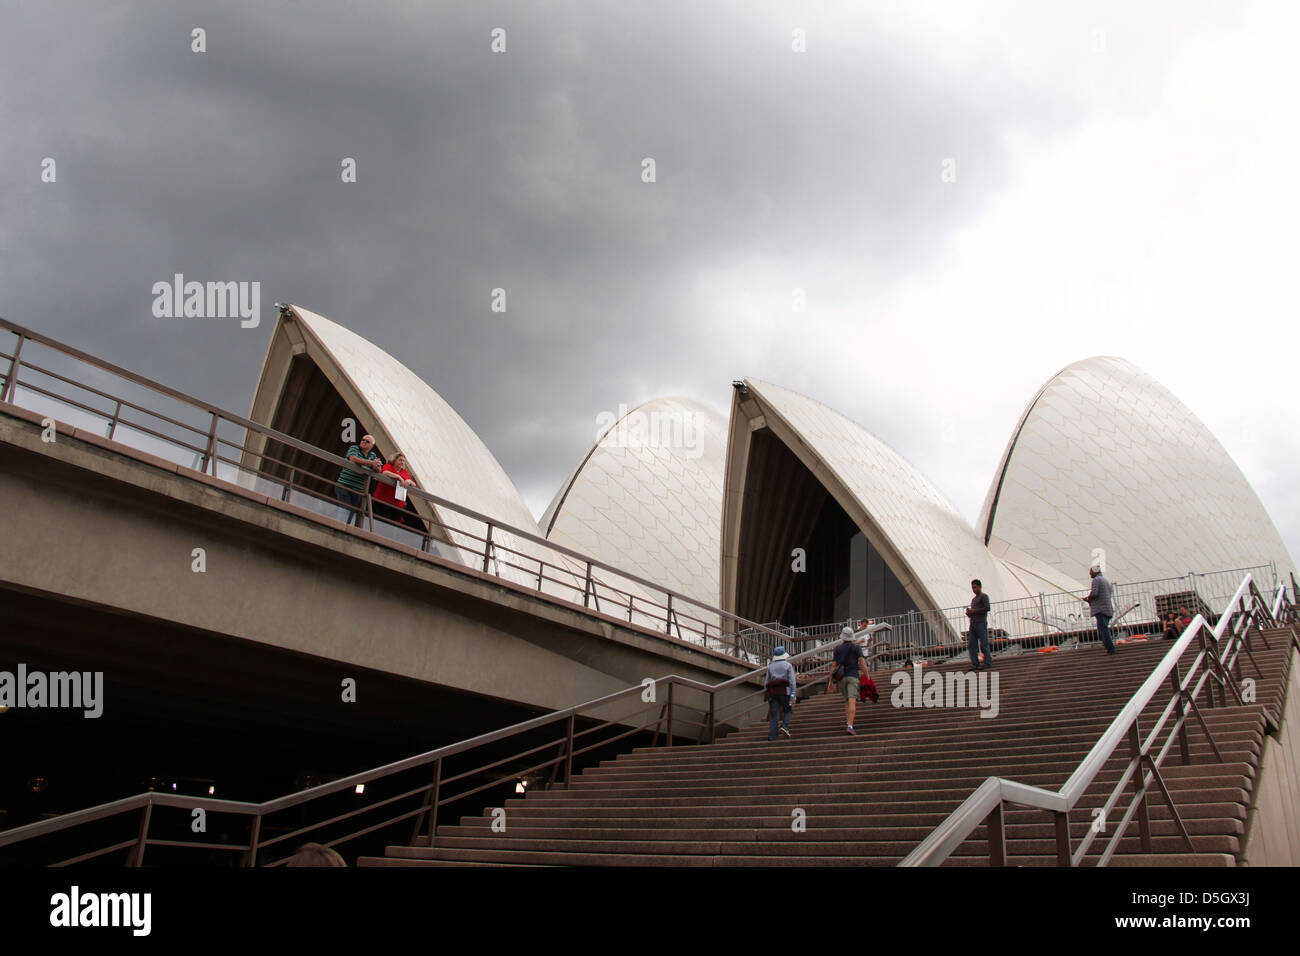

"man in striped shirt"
[336,434,382,526]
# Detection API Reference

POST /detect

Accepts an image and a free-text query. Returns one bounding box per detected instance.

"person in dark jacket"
[1082,565,1117,655]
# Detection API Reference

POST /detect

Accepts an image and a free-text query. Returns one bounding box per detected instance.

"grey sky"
[3,0,1296,571]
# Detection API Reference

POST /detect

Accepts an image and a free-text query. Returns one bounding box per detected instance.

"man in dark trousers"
[764,646,797,741]
[336,434,383,526]
[1082,564,1117,655]
[967,579,992,671]
[828,626,868,736]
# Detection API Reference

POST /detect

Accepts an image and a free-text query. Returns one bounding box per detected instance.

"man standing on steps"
[829,626,868,735]
[1082,564,1118,655]
[765,646,797,740]
[967,579,992,671]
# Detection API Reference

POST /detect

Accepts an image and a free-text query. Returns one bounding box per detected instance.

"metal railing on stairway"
[900,573,1295,867]
[0,637,848,866]
[757,564,1280,667]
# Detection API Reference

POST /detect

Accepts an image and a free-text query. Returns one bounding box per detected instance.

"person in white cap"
[765,646,797,740]
[829,626,868,735]
[1081,564,1117,655]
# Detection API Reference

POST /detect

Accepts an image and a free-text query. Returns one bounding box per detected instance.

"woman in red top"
[373,452,418,529]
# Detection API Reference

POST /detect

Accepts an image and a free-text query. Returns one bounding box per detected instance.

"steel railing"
[0,639,846,866]
[2,571,1289,866]
[900,571,1293,866]
[754,565,1278,668]
[0,316,786,657]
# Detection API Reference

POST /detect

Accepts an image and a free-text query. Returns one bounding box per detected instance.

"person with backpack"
[764,646,797,740]
[828,626,868,735]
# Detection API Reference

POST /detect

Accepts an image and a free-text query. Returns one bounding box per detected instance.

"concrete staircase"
[359,627,1295,866]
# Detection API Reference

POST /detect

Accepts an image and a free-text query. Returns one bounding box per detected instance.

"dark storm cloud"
[0,0,1255,526]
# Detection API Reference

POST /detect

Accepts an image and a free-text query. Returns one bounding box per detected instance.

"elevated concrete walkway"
[0,402,754,724]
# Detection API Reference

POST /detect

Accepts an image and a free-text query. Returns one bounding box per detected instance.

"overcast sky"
[3,0,1297,568]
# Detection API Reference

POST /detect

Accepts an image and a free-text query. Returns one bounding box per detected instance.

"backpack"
[764,663,791,702]
[832,641,860,681]
[763,677,790,702]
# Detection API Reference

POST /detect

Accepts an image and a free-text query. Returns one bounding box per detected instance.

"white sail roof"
[542,397,728,607]
[978,356,1296,586]
[289,306,539,534]
[741,379,1067,612]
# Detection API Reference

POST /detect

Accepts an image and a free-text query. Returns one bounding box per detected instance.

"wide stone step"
[355,856,550,867]
[501,784,1251,810]
[387,830,1239,863]
[435,815,1240,843]
[557,763,1256,797]
[364,847,1237,867]
[461,800,1246,828]
[580,745,1258,781]
[607,723,1262,766]
[636,714,1264,756]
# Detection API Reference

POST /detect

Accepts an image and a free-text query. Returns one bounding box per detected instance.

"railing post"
[1054,811,1071,866]
[2,333,24,403]
[583,561,593,607]
[1128,724,1152,852]
[1199,631,1216,708]
[482,524,494,572]
[706,691,716,745]
[1212,627,1229,707]
[563,713,575,788]
[130,800,152,867]
[244,813,262,867]
[107,400,122,440]
[426,758,442,848]
[665,593,673,634]
[1170,662,1191,765]
[986,802,1006,866]
[199,411,218,474]
[666,681,674,748]
[282,469,293,502]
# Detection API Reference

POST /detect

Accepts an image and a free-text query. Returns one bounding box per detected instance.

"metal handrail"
[0,637,841,865]
[749,565,1276,666]
[900,571,1275,867]
[0,315,785,654]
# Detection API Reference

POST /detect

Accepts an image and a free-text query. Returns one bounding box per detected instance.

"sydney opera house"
[2,304,1298,870]
[250,305,1295,635]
